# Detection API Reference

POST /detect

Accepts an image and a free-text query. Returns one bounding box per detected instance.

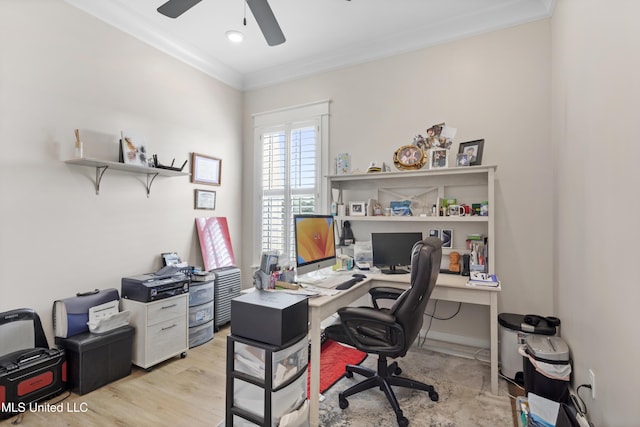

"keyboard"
[335,277,364,290]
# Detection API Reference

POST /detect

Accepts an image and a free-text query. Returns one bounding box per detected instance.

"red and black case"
[0,308,67,419]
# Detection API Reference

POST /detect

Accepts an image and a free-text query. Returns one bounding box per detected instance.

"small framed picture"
[456,153,471,167]
[458,139,484,166]
[441,228,453,248]
[194,189,216,210]
[349,201,366,216]
[429,148,449,169]
[191,153,222,186]
[428,228,440,238]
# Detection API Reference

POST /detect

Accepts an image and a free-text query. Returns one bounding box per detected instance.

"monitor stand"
[381,266,409,275]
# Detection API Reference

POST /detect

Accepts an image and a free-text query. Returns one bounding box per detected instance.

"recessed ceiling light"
[225,30,243,43]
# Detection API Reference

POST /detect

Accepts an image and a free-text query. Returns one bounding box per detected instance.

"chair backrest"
[390,237,442,355]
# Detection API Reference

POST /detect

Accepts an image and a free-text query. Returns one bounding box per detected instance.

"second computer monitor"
[371,232,423,274]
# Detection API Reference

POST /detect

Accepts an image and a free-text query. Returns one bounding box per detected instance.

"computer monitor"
[371,232,423,274]
[294,214,337,276]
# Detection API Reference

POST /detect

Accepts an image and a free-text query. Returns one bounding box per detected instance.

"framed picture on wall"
[191,153,222,185]
[194,189,216,210]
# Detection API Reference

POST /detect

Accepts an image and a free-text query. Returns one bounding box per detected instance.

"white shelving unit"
[65,157,189,196]
[327,165,497,273]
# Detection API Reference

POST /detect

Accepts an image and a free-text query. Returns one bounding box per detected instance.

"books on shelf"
[467,272,500,287]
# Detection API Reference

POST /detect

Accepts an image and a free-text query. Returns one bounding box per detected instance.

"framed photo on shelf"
[429,148,449,169]
[120,130,151,167]
[349,201,366,216]
[456,153,471,167]
[428,228,440,238]
[458,139,484,166]
[441,228,453,248]
[191,153,221,186]
[194,189,216,210]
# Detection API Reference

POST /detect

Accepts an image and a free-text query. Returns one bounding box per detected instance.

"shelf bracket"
[146,172,159,197]
[95,165,109,195]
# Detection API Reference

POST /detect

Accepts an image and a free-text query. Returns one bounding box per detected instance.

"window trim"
[252,100,330,267]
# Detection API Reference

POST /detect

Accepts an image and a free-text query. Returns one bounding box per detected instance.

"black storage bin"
[523,335,571,403]
[231,291,308,346]
[55,325,134,395]
[498,313,557,384]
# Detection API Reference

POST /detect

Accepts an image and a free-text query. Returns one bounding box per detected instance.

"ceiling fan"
[157,0,286,46]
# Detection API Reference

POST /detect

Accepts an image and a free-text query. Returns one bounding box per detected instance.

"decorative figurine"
[449,251,461,273]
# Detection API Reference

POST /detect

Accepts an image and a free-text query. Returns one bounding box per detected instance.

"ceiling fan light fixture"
[225,30,244,43]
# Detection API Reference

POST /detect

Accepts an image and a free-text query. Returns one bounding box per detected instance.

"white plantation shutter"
[261,123,318,265]
[253,101,329,268]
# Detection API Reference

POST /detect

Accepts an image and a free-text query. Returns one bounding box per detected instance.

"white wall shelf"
[328,164,497,273]
[65,157,189,197]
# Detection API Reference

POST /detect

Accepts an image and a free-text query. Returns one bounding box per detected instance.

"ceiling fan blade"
[157,0,202,18]
[245,0,286,46]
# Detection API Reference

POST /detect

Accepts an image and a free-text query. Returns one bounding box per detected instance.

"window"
[253,101,330,267]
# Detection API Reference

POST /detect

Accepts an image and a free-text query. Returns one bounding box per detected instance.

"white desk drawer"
[147,296,187,325]
[147,315,187,362]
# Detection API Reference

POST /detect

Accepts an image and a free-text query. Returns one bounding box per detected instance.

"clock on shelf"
[393,145,427,170]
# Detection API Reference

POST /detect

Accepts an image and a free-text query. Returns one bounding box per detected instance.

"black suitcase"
[0,308,67,419]
[0,348,66,418]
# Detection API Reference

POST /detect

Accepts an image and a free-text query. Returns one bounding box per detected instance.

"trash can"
[498,313,557,384]
[522,335,571,403]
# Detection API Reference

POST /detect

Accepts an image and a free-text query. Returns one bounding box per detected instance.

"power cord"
[418,301,462,347]
[572,384,591,416]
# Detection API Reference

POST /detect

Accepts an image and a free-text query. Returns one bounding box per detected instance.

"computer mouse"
[352,273,367,279]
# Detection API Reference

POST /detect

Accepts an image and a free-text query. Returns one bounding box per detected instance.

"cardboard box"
[231,291,308,346]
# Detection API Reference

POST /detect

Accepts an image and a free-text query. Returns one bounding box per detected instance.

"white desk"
[307,272,500,427]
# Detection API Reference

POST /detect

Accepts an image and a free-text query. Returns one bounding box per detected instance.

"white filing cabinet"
[121,294,188,370]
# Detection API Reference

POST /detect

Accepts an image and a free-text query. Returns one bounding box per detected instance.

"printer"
[121,273,190,303]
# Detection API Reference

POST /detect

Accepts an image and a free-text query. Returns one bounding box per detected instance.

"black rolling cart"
[225,290,310,426]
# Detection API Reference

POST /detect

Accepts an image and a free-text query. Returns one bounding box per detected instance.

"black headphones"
[524,314,561,327]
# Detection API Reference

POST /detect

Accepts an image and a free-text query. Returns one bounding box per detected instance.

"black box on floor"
[55,326,134,395]
[231,291,308,346]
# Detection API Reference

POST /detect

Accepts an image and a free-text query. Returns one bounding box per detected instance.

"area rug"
[307,339,367,398]
[319,346,512,427]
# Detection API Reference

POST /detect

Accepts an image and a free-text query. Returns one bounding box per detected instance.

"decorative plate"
[393,145,427,170]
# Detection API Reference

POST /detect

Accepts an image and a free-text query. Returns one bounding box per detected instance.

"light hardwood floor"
[1,326,232,427]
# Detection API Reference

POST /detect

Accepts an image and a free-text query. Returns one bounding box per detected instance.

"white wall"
[552,1,640,425]
[0,0,243,344]
[243,20,554,348]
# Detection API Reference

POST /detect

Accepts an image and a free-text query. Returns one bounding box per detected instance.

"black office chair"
[324,237,442,427]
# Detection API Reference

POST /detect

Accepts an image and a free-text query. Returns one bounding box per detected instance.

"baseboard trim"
[414,334,491,363]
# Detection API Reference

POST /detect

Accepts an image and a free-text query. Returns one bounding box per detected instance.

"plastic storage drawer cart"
[226,333,309,427]
[188,281,215,348]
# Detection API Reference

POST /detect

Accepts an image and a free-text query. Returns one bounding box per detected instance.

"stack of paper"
[528,393,560,427]
[467,272,500,287]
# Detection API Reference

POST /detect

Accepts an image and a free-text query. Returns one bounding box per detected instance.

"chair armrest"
[369,287,404,309]
[336,306,405,354]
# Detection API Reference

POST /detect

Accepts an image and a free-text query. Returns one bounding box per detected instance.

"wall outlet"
[588,369,596,399]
